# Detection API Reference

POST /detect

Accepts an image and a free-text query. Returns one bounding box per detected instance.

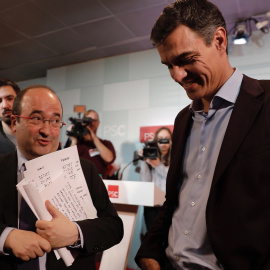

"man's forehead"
[87,111,98,119]
[0,86,17,97]
[21,89,62,114]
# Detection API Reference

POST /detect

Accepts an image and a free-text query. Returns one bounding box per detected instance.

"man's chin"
[35,143,57,154]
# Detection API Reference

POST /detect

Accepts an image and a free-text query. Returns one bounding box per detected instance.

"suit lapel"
[211,76,264,187]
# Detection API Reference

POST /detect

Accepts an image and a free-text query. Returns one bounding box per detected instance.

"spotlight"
[229,12,270,45]
[232,24,249,45]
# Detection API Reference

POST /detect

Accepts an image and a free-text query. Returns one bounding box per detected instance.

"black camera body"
[66,117,93,137]
[143,138,170,159]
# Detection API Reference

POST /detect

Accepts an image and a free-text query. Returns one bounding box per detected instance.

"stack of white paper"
[17,146,97,267]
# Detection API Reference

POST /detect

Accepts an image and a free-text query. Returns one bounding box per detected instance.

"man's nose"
[2,99,12,109]
[39,120,51,135]
[170,66,187,83]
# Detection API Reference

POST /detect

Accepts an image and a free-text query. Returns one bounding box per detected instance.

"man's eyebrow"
[29,110,42,115]
[161,51,198,66]
[29,110,61,117]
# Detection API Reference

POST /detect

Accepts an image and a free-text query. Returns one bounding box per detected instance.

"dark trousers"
[143,206,161,231]
[161,257,177,270]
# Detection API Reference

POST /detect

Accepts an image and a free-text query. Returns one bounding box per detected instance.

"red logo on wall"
[140,125,174,142]
[108,185,119,198]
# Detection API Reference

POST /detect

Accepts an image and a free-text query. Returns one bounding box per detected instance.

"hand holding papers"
[17,146,97,267]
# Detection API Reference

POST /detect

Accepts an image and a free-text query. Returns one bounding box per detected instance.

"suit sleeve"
[76,158,123,254]
[135,202,168,266]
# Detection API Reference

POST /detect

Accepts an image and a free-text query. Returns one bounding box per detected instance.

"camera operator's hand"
[146,157,161,168]
[85,125,97,141]
[67,124,78,146]
[138,149,143,158]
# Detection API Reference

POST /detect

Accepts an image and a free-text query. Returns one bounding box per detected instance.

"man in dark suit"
[135,1,270,269]
[0,85,123,269]
[0,79,20,156]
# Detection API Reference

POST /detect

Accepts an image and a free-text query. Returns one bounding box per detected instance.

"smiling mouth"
[181,81,194,88]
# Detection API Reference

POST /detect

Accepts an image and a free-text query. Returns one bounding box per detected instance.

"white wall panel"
[103,79,150,111]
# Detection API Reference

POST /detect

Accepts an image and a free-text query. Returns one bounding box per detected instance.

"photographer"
[65,109,116,179]
[139,127,172,231]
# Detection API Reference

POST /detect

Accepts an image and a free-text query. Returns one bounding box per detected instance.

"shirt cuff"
[69,222,84,248]
[0,227,16,255]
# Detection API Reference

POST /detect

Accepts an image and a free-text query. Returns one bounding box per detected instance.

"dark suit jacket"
[0,122,16,156]
[0,151,123,270]
[136,76,270,270]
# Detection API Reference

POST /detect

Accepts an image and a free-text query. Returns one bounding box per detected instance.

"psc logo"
[108,185,119,198]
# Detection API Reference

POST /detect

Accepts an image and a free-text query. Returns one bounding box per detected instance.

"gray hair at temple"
[150,0,227,47]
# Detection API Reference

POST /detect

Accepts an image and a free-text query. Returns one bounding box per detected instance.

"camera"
[143,138,170,159]
[66,117,93,137]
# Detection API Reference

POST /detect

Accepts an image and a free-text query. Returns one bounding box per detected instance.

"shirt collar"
[190,68,243,114]
[214,68,243,105]
[16,146,28,174]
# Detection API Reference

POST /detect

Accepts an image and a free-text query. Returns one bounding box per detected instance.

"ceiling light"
[232,24,249,45]
[229,12,270,45]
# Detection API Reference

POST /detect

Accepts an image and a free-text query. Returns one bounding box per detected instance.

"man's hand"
[4,229,51,261]
[36,200,79,248]
[85,125,97,141]
[140,258,161,270]
[82,126,96,142]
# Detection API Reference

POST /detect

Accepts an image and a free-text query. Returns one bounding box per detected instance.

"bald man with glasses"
[0,85,123,270]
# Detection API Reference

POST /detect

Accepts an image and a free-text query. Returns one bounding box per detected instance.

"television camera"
[66,117,94,137]
[65,105,92,138]
[143,138,170,159]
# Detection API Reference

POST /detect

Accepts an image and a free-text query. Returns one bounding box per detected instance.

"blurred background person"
[139,127,172,231]
[0,79,20,156]
[65,109,116,179]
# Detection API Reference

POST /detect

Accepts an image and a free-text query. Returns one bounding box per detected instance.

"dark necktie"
[18,164,40,270]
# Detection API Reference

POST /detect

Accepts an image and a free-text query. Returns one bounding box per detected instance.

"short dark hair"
[12,85,63,117]
[0,79,20,94]
[151,0,226,46]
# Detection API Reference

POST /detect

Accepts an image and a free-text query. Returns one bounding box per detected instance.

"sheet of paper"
[39,173,97,220]
[23,145,97,217]
[16,146,98,266]
[24,183,74,266]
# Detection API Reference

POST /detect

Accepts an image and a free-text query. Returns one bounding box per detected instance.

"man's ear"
[214,27,227,54]
[10,115,17,132]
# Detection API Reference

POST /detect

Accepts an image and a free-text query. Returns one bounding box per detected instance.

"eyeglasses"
[14,115,66,129]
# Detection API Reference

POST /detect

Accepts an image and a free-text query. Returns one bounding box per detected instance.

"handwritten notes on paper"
[16,146,97,266]
[18,145,97,219]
